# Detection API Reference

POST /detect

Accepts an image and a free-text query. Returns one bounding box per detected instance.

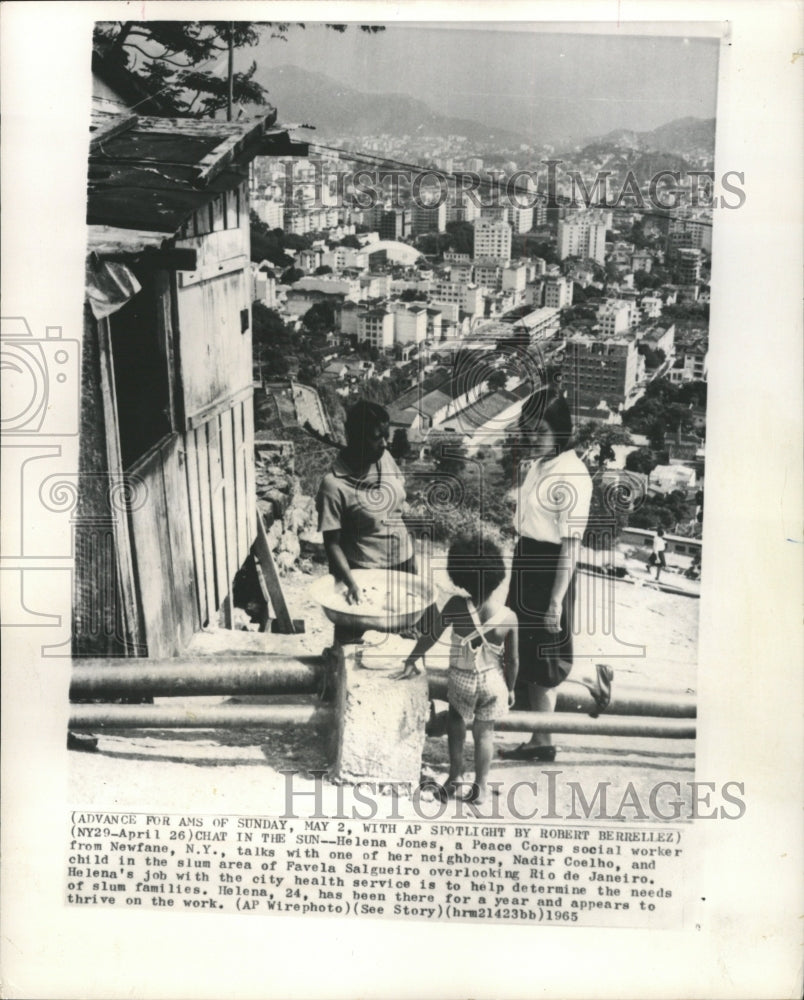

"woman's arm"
[322,530,361,604]
[546,535,582,633]
[504,616,519,705]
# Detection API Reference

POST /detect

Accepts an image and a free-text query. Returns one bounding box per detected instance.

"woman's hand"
[545,600,562,633]
[393,659,421,680]
[508,689,516,708]
[345,581,362,605]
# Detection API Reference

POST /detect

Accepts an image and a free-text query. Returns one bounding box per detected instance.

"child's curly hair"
[447,534,506,605]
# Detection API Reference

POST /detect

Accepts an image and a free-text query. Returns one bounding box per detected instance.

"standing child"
[395,536,518,805]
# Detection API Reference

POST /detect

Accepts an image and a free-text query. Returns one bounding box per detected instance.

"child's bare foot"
[432,776,466,801]
[463,782,502,805]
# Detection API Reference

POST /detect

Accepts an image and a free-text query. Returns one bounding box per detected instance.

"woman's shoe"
[498,743,557,762]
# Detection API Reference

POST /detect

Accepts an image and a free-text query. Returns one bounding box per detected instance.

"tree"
[662,302,710,325]
[633,270,662,291]
[337,234,362,250]
[445,221,475,257]
[280,266,305,285]
[313,264,333,276]
[252,302,291,350]
[486,369,508,392]
[94,22,269,118]
[574,422,633,468]
[584,472,634,549]
[252,302,295,380]
[429,432,468,476]
[250,213,295,268]
[416,233,452,257]
[638,344,666,370]
[296,360,319,386]
[675,380,707,409]
[625,447,661,476]
[302,301,335,335]
[628,491,695,533]
[511,234,559,264]
[399,288,427,303]
[95,21,385,120]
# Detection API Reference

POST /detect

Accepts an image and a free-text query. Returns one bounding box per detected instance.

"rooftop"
[87,109,306,241]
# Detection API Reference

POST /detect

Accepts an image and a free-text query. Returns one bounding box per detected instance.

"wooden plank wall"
[174,184,252,425]
[128,393,254,654]
[182,393,255,630]
[125,186,256,653]
[128,436,199,659]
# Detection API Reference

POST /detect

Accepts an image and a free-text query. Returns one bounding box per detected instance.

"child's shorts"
[448,666,509,724]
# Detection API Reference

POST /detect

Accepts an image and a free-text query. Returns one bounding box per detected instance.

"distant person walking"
[647,527,668,582]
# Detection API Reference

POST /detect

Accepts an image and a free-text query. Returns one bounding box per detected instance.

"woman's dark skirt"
[506,536,576,698]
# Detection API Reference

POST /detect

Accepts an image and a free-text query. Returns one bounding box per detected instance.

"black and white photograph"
[1,2,802,998]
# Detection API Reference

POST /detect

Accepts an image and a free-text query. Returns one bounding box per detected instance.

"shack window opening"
[108,273,173,469]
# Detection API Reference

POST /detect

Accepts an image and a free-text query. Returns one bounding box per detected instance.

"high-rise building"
[431,279,483,315]
[502,263,527,294]
[473,259,504,292]
[544,275,574,309]
[676,248,702,285]
[597,299,639,337]
[563,335,640,407]
[557,209,610,264]
[357,304,394,351]
[509,205,534,234]
[253,197,284,229]
[376,208,412,240]
[390,302,428,345]
[666,214,712,255]
[458,194,481,223]
[473,219,512,263]
[411,202,447,235]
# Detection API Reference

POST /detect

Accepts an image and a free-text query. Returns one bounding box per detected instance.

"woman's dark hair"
[344,400,389,450]
[447,535,506,605]
[518,385,574,452]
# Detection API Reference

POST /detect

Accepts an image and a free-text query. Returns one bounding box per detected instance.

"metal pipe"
[70,656,323,699]
[68,703,692,739]
[426,672,696,718]
[495,712,695,739]
[71,657,696,719]
[69,703,333,731]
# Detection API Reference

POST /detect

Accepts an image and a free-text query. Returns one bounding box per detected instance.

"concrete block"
[330,644,428,785]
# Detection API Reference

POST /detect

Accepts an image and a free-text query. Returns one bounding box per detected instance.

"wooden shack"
[77,110,307,658]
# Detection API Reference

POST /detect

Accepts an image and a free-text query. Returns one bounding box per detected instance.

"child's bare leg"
[444,706,467,795]
[471,720,494,803]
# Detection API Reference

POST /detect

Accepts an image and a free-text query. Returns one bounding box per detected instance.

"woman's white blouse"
[514,450,594,545]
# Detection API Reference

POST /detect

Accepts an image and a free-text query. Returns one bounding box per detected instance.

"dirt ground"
[69,555,698,823]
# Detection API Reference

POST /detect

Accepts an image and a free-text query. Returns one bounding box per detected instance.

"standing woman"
[501,386,602,762]
[316,400,417,647]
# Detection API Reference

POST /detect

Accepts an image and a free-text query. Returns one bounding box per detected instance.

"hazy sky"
[251,23,721,144]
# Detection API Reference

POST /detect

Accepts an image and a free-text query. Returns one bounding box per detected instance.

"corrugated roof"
[87,110,307,236]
